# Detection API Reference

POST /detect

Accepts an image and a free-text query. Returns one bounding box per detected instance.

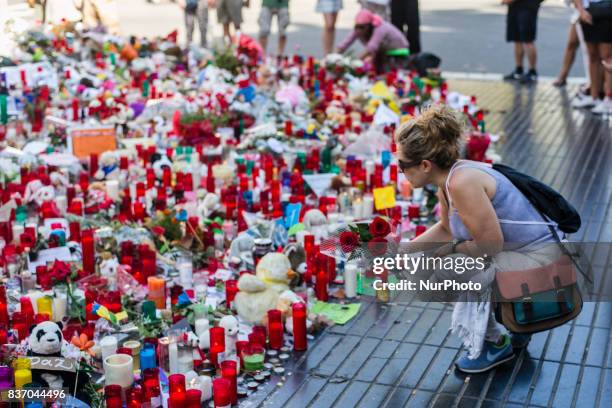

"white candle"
[106,180,119,201]
[365,160,375,180]
[52,295,67,322]
[353,200,363,219]
[178,260,193,290]
[11,224,24,245]
[327,212,341,225]
[344,263,358,298]
[100,336,118,361]
[28,292,44,314]
[103,354,134,389]
[168,341,179,374]
[195,318,209,337]
[56,196,68,214]
[412,187,424,202]
[198,375,212,401]
[178,352,193,373]
[296,230,308,245]
[363,195,374,219]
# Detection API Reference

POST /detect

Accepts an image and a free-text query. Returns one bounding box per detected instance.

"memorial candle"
[315,269,328,301]
[81,232,95,274]
[220,360,237,405]
[147,277,166,309]
[72,98,79,121]
[212,378,231,408]
[267,309,283,350]
[292,302,307,351]
[209,327,225,366]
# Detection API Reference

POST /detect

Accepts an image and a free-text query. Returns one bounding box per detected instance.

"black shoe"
[504,68,524,81]
[521,70,538,84]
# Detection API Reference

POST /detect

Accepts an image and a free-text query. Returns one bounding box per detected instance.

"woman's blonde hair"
[395,104,464,169]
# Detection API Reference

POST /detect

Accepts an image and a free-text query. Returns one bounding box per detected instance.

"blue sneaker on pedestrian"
[455,334,515,373]
[510,332,532,349]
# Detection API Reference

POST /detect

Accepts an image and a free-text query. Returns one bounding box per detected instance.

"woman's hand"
[603,58,612,72]
[579,8,593,24]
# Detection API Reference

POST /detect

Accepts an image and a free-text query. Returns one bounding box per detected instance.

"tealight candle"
[11,224,24,245]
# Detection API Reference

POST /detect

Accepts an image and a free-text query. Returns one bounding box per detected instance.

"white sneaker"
[591,98,612,115]
[572,95,595,108]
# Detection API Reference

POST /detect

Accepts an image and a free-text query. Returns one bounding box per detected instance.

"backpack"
[186,0,199,13]
[492,163,581,233]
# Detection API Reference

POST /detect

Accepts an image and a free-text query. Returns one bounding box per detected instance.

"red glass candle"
[220,360,237,404]
[225,280,238,310]
[105,385,123,408]
[162,167,172,188]
[284,120,293,136]
[390,164,398,184]
[185,389,202,408]
[69,221,81,242]
[168,373,186,395]
[315,269,328,301]
[292,302,307,351]
[408,204,420,220]
[81,233,95,275]
[212,378,231,408]
[235,340,249,368]
[209,327,225,366]
[304,235,314,255]
[267,309,283,350]
[0,303,8,327]
[126,387,143,408]
[133,202,146,221]
[415,225,427,237]
[71,98,79,121]
[168,392,185,408]
[90,154,99,177]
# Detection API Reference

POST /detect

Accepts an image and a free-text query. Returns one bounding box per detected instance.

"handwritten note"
[28,356,77,372]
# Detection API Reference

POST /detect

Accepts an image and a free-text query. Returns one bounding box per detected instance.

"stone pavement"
[241,80,612,408]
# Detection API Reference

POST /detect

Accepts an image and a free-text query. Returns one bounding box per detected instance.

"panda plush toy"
[27,321,70,389]
[27,321,86,393]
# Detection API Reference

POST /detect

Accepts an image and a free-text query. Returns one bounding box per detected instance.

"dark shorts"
[581,18,612,44]
[506,4,540,43]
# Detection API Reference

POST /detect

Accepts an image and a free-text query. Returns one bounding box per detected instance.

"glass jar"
[252,238,273,266]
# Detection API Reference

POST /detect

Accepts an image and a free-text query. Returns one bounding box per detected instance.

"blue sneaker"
[510,332,532,349]
[455,335,515,373]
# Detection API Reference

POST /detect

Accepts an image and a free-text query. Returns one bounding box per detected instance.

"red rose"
[340,231,360,254]
[369,217,391,237]
[368,237,388,257]
[151,226,166,237]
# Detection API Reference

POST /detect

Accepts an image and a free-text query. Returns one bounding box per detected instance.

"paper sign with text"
[373,186,396,210]
[68,126,117,159]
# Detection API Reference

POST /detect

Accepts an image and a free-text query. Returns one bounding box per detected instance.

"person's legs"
[592,42,612,114]
[405,0,421,54]
[258,6,272,54]
[587,42,602,100]
[93,0,120,35]
[185,12,195,46]
[390,0,407,38]
[555,23,580,86]
[514,43,525,70]
[229,0,243,33]
[197,0,209,48]
[322,12,338,56]
[525,42,537,71]
[277,8,290,56]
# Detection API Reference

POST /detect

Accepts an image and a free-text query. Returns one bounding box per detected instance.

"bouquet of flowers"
[322,216,396,262]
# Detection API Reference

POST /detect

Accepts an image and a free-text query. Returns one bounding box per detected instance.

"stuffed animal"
[255,253,295,293]
[219,315,239,354]
[27,321,87,394]
[233,274,279,324]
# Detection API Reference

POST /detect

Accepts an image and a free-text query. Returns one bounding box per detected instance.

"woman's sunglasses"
[398,159,422,173]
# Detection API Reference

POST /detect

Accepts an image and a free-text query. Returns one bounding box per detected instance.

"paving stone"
[355,357,388,382]
[356,384,390,408]
[371,339,400,359]
[594,302,612,328]
[550,364,580,408]
[384,307,422,341]
[457,397,479,408]
[525,331,549,360]
[295,334,341,372]
[507,358,539,404]
[574,366,602,408]
[366,305,407,339]
[335,337,381,379]
[544,325,571,362]
[333,381,370,408]
[261,371,308,407]
[564,326,590,365]
[376,358,412,385]
[308,381,348,408]
[284,377,327,408]
[424,310,453,347]
[483,365,514,401]
[406,390,434,407]
[431,393,457,407]
[404,308,443,343]
[314,335,361,376]
[575,302,596,326]
[462,371,492,398]
[382,386,412,407]
[585,328,608,367]
[438,368,467,396]
[399,345,438,388]
[528,361,560,407]
[600,369,612,408]
[419,347,459,391]
[394,342,418,359]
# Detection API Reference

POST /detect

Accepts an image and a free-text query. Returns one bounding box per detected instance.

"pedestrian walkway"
[242,80,612,408]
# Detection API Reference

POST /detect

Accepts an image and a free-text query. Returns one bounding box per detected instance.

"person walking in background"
[337,8,408,73]
[78,0,121,35]
[572,0,612,114]
[316,0,343,56]
[217,0,249,43]
[502,0,542,83]
[390,0,421,55]
[179,0,210,48]
[258,0,290,56]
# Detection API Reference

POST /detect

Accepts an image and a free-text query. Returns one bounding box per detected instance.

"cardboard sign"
[28,247,74,274]
[28,356,77,373]
[68,126,117,159]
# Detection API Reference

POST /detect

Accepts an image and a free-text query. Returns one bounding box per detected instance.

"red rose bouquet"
[328,216,395,262]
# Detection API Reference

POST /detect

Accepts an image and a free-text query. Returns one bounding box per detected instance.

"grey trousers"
[185,1,209,47]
